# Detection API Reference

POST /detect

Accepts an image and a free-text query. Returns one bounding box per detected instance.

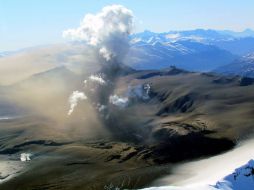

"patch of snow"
[213,159,254,190]
[243,53,254,60]
[131,38,142,44]
[147,37,155,44]
[165,33,181,40]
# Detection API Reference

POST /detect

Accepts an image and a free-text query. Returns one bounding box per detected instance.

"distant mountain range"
[1,29,254,74]
[124,29,254,72]
[125,36,237,71]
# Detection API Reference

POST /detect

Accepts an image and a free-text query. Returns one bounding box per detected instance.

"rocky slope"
[0,66,254,189]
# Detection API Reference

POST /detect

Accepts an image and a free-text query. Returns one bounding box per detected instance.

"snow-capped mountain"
[142,159,254,190]
[215,53,254,77]
[130,29,234,44]
[125,30,238,71]
[131,29,254,45]
[124,29,254,71]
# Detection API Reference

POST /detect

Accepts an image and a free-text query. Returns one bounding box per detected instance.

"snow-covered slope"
[214,159,254,190]
[142,159,254,190]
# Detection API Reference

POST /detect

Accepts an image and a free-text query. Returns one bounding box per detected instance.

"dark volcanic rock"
[137,72,163,79]
[150,136,234,164]
[137,66,189,79]
[150,122,234,163]
[239,77,254,86]
[104,121,235,165]
[165,66,189,75]
[157,93,195,115]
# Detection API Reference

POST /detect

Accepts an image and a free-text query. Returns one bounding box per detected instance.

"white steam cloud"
[88,74,106,85]
[68,91,87,115]
[95,103,107,113]
[63,4,133,62]
[20,153,31,162]
[128,83,151,100]
[109,94,129,108]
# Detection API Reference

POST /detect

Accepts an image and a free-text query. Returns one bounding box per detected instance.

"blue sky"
[1,0,254,51]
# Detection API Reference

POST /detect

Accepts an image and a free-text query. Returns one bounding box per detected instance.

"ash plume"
[63,5,139,141]
[63,4,133,63]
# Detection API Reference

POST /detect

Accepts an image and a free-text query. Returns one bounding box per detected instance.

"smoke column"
[63,4,133,63]
[64,5,134,121]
